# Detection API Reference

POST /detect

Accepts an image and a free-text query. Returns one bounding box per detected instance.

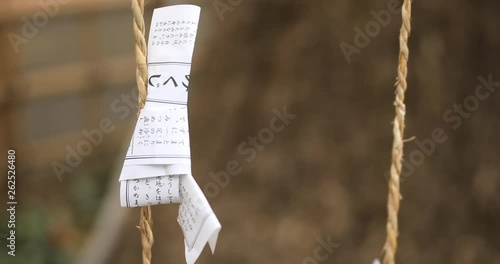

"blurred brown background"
[0,0,499,263]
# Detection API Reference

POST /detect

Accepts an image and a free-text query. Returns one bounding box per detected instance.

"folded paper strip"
[118,5,221,264]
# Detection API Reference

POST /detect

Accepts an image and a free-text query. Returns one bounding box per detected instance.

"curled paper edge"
[119,175,181,208]
[178,174,221,263]
[119,164,192,208]
[183,214,221,264]
[118,164,191,182]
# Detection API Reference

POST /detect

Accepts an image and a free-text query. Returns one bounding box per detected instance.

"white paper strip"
[120,164,191,180]
[178,174,221,262]
[147,5,199,64]
[120,175,180,207]
[122,106,191,166]
[147,64,191,104]
[118,5,221,264]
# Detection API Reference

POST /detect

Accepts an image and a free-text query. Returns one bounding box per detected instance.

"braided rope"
[132,0,153,263]
[383,1,412,264]
[132,0,148,110]
[139,205,153,264]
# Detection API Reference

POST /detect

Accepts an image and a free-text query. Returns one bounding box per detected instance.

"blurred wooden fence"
[0,0,147,176]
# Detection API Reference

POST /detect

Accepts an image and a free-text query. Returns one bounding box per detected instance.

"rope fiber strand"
[132,0,153,263]
[383,0,412,264]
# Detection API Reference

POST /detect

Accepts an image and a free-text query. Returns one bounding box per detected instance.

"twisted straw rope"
[132,0,153,263]
[132,0,148,110]
[383,1,412,264]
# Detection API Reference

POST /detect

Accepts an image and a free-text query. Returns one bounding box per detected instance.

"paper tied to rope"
[118,5,221,264]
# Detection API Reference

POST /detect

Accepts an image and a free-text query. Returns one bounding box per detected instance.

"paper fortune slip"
[118,5,221,264]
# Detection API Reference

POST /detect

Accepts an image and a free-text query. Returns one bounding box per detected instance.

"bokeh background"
[1,0,499,263]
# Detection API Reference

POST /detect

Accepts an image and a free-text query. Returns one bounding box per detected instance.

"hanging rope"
[132,0,153,263]
[133,0,148,110]
[383,1,412,264]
